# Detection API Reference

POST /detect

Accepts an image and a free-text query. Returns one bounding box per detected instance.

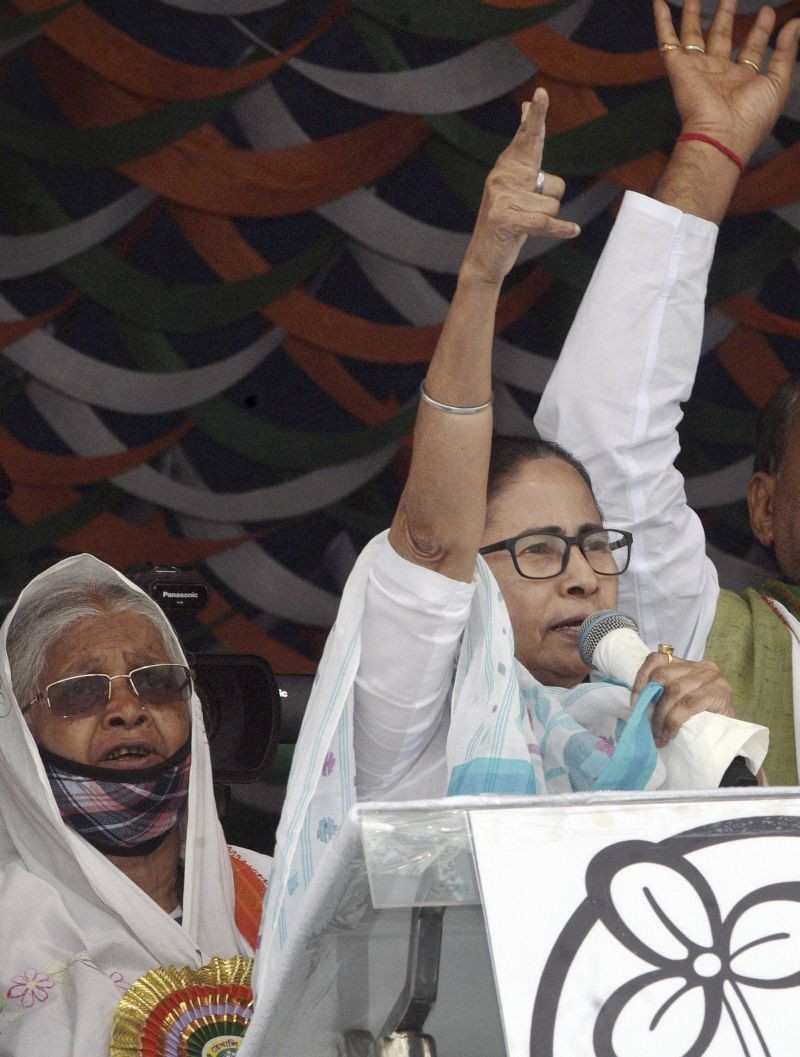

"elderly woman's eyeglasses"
[478,528,633,580]
[23,663,194,720]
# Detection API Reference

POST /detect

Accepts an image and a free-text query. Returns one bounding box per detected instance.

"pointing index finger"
[508,86,548,172]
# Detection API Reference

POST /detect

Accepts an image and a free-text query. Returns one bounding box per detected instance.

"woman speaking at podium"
[262,0,795,974]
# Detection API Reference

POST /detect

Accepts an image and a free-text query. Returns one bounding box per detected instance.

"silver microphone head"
[577,610,639,667]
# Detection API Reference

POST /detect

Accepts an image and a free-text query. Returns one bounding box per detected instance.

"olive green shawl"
[705,581,799,785]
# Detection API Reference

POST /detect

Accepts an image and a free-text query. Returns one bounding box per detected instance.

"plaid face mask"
[39,740,191,856]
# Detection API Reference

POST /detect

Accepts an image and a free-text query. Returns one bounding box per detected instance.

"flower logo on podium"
[531,818,800,1057]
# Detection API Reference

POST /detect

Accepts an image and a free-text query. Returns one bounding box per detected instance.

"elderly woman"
[0,553,269,1055]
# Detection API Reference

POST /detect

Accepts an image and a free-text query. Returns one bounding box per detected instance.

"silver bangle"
[419,379,493,415]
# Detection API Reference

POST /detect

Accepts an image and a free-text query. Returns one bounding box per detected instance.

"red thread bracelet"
[676,132,744,173]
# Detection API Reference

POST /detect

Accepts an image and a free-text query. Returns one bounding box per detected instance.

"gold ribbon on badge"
[111,956,253,1057]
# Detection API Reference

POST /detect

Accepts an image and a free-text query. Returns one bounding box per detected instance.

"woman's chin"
[529,648,590,688]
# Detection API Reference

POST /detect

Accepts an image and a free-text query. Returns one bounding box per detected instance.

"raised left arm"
[389,89,578,584]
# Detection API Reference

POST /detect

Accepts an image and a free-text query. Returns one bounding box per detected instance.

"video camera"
[127,564,209,612]
[128,564,282,785]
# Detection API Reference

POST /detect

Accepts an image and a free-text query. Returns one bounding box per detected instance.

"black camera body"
[128,563,280,785]
[128,564,209,611]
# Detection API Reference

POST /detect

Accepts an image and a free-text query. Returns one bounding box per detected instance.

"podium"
[243,787,800,1057]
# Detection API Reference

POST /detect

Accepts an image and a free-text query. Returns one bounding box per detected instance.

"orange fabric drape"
[721,293,800,339]
[715,328,791,408]
[0,422,192,486]
[0,292,80,347]
[172,203,554,364]
[230,852,268,950]
[14,0,346,100]
[32,41,431,217]
[7,482,256,564]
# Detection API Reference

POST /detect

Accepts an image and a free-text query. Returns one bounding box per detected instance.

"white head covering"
[0,554,252,1056]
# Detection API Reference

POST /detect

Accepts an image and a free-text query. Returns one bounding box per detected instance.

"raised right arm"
[535,0,799,657]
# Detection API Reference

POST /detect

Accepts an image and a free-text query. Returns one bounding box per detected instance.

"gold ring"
[683,44,706,54]
[658,644,675,663]
[658,41,681,52]
[738,58,760,74]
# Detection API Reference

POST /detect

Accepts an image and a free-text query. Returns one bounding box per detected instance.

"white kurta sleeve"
[534,190,720,659]
[354,537,475,799]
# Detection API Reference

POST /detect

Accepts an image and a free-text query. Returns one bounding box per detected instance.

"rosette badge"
[110,956,254,1057]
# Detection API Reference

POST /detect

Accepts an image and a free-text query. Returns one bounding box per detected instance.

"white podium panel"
[471,789,800,1057]
[243,788,800,1057]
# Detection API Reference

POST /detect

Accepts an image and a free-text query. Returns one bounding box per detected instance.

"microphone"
[577,609,650,687]
[578,610,760,788]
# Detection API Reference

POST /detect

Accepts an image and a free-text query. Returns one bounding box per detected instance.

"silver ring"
[534,170,546,195]
[738,57,760,74]
[683,44,706,53]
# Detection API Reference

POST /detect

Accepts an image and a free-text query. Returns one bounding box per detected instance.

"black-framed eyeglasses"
[478,528,633,580]
[23,663,194,720]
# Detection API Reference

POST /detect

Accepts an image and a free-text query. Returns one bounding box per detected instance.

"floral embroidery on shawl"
[0,952,112,1029]
[6,969,55,1008]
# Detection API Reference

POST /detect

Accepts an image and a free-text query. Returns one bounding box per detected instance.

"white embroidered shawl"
[0,555,259,1056]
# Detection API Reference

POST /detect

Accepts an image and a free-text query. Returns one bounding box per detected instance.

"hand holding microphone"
[629,639,734,749]
[577,609,734,747]
[577,611,766,789]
